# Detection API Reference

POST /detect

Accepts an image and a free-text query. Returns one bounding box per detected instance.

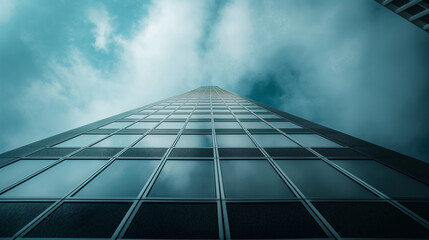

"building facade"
[0,86,428,239]
[375,0,429,33]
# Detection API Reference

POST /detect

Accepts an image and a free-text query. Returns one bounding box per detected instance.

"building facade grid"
[0,86,428,239]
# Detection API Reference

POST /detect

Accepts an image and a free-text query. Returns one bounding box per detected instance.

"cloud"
[87,4,115,51]
[0,0,15,23]
[1,0,429,163]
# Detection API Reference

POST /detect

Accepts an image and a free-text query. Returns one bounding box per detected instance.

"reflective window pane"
[100,122,131,129]
[186,122,212,129]
[2,160,106,198]
[241,121,271,129]
[333,160,429,199]
[0,202,53,237]
[127,122,158,129]
[74,160,159,198]
[157,122,184,129]
[290,134,341,147]
[221,160,295,199]
[276,160,375,199]
[237,114,258,119]
[261,114,281,119]
[0,160,55,191]
[26,202,131,238]
[269,121,301,129]
[92,135,141,147]
[227,202,326,239]
[216,135,255,148]
[213,114,234,119]
[214,122,241,129]
[54,135,107,147]
[190,114,212,119]
[134,135,176,148]
[125,203,218,239]
[175,135,212,148]
[253,134,299,147]
[168,115,189,119]
[149,160,215,198]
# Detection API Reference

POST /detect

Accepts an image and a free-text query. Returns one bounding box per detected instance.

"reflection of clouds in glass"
[221,160,294,199]
[55,135,107,147]
[92,135,141,147]
[0,160,55,190]
[176,135,212,148]
[2,160,106,197]
[134,135,176,148]
[75,160,159,198]
[253,134,298,148]
[149,160,215,198]
[216,135,255,148]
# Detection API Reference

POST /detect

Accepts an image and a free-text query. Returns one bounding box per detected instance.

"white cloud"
[0,0,15,23]
[5,0,429,162]
[87,4,115,51]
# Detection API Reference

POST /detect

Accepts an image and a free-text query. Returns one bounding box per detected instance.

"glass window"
[227,202,326,239]
[134,135,177,148]
[213,114,234,119]
[241,121,271,129]
[2,160,106,198]
[232,109,249,113]
[190,114,212,119]
[221,160,294,199]
[139,110,155,114]
[156,122,184,129]
[237,114,258,119]
[168,115,189,119]
[314,202,429,238]
[175,135,212,148]
[216,135,255,148]
[149,160,215,198]
[128,122,158,129]
[146,115,164,119]
[54,135,107,147]
[100,122,131,129]
[253,134,299,147]
[186,122,212,129]
[125,203,218,239]
[269,121,301,129]
[25,202,131,238]
[124,115,142,119]
[276,160,375,199]
[74,160,159,198]
[214,121,241,129]
[91,135,141,147]
[0,160,55,191]
[261,114,281,119]
[289,134,341,147]
[0,202,53,237]
[333,160,429,199]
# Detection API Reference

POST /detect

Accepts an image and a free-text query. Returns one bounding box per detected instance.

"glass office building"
[0,86,429,239]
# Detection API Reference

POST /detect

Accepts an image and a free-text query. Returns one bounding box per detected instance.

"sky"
[1,0,428,162]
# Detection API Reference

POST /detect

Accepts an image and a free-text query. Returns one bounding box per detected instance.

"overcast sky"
[1,0,428,162]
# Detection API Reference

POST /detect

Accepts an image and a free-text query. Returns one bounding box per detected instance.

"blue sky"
[1,0,429,162]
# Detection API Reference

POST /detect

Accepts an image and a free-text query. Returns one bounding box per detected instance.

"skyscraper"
[375,0,429,33]
[0,86,428,239]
